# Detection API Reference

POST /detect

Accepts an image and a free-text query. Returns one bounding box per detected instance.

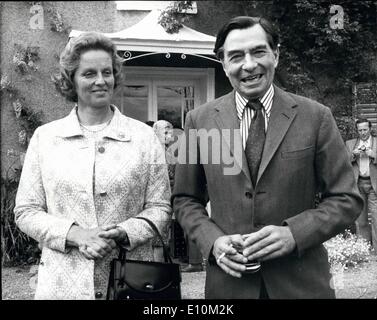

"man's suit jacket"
[345,137,377,193]
[172,86,363,299]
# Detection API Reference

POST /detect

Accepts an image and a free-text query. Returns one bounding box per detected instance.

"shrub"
[334,116,357,142]
[324,230,371,271]
[1,75,43,266]
[1,167,41,266]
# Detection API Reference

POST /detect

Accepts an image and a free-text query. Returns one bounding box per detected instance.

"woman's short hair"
[55,32,124,102]
[214,16,280,60]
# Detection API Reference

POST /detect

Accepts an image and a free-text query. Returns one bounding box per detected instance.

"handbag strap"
[119,217,173,264]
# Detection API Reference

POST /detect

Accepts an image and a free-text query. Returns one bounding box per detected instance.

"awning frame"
[121,51,221,64]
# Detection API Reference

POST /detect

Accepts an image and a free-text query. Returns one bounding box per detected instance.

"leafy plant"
[158,1,193,34]
[1,73,43,266]
[12,44,40,75]
[1,166,40,266]
[47,7,69,33]
[335,116,358,141]
[324,230,371,271]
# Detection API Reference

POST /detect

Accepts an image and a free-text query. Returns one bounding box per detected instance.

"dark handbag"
[106,217,182,300]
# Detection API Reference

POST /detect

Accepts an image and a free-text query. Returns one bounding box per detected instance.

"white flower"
[324,229,371,269]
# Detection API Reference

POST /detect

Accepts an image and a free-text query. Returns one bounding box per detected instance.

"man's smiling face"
[221,24,279,100]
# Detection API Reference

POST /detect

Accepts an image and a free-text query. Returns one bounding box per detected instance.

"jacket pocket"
[281,145,314,160]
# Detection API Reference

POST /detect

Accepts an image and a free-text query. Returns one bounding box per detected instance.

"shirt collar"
[57,105,130,141]
[359,135,372,147]
[235,84,274,120]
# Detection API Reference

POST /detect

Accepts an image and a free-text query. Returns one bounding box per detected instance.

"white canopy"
[69,10,216,55]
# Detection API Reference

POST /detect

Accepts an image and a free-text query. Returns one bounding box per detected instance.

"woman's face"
[73,49,115,109]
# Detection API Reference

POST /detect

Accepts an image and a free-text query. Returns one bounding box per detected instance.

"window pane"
[157,86,194,129]
[123,85,148,122]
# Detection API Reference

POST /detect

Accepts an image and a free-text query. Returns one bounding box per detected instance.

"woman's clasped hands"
[67,224,128,260]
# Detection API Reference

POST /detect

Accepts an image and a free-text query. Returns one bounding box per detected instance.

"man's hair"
[214,16,280,60]
[356,117,372,129]
[54,32,124,102]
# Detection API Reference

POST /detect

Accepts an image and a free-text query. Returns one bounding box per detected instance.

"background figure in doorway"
[152,120,175,261]
[154,121,204,270]
[153,120,175,190]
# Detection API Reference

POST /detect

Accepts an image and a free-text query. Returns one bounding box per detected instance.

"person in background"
[151,120,175,261]
[153,121,204,271]
[346,118,377,252]
[153,120,175,189]
[14,32,171,300]
[172,16,363,298]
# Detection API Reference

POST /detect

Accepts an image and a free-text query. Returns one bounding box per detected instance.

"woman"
[14,32,172,300]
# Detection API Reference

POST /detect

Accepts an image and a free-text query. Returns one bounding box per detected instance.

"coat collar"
[257,85,297,182]
[56,105,131,142]
[214,91,250,182]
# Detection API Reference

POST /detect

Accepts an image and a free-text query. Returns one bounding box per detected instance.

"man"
[346,118,377,251]
[172,16,363,299]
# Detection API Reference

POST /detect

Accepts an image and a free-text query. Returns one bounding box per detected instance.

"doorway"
[113,66,215,128]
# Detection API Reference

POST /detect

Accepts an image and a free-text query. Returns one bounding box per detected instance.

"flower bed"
[324,230,371,271]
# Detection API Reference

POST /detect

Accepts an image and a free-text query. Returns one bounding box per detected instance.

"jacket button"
[98,146,105,153]
[95,292,103,299]
[245,192,253,199]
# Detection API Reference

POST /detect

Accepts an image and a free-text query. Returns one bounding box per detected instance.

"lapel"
[257,86,298,182]
[214,91,251,182]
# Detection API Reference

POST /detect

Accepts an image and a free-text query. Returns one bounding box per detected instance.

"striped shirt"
[235,85,274,149]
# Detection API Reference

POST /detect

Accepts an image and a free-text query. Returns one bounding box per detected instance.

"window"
[157,84,195,128]
[112,67,214,128]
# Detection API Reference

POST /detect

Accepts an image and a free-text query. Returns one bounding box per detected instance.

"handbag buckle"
[145,283,154,291]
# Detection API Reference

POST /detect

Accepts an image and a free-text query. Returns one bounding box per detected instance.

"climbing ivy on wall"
[1,64,44,265]
[1,1,73,266]
[1,72,43,266]
[1,42,45,266]
[158,1,194,34]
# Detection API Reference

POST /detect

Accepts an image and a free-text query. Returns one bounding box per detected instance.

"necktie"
[245,100,265,186]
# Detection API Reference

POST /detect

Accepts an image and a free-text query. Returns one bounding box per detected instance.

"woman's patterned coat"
[14,106,172,299]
